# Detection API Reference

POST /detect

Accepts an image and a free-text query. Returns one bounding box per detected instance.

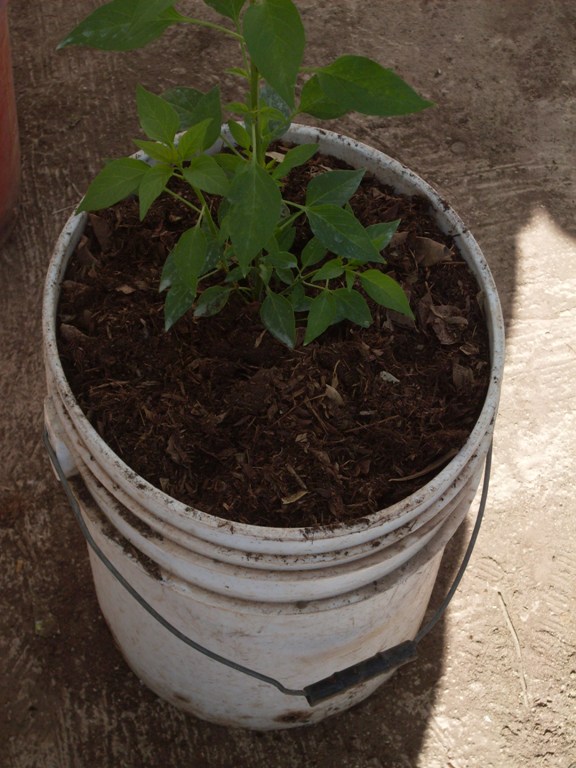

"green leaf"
[243,0,305,108]
[163,86,202,123]
[274,267,295,286]
[177,119,213,160]
[224,265,244,283]
[260,84,292,141]
[333,288,372,327]
[138,163,172,218]
[300,237,326,268]
[133,138,177,163]
[136,85,180,144]
[366,220,400,252]
[160,226,208,292]
[260,291,296,348]
[288,283,311,312]
[298,74,348,119]
[194,285,231,317]
[202,230,226,272]
[304,291,336,345]
[315,55,432,116]
[214,153,244,176]
[311,258,344,283]
[203,0,246,20]
[183,155,230,195]
[161,227,208,329]
[360,269,414,318]
[217,198,231,231]
[227,163,282,274]
[163,86,222,147]
[77,157,149,212]
[260,107,292,144]
[227,120,252,150]
[164,284,196,331]
[266,251,298,269]
[275,225,296,252]
[305,168,365,207]
[226,100,251,117]
[306,205,382,263]
[58,0,183,51]
[271,142,318,179]
[259,261,273,287]
[226,67,250,80]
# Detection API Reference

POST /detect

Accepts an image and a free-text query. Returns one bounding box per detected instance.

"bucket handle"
[43,428,491,707]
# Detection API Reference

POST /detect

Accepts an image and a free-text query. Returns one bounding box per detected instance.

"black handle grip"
[303,640,418,706]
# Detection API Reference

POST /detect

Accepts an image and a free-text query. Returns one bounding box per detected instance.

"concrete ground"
[1,0,575,766]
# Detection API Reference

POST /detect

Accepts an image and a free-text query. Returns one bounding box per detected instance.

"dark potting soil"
[57,147,490,528]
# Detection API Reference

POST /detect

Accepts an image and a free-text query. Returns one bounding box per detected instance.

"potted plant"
[43,0,504,730]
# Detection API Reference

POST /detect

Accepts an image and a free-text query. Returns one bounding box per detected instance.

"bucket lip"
[43,123,505,543]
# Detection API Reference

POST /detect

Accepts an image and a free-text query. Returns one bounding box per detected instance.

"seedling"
[60,0,431,346]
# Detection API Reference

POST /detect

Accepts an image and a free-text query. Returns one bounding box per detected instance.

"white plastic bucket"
[43,125,505,730]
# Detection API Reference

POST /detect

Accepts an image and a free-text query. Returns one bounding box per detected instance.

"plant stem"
[249,60,263,166]
[277,209,303,232]
[164,187,202,215]
[171,170,218,236]
[193,188,218,237]
[219,133,245,158]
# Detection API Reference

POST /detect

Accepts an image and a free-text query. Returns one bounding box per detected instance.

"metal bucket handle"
[44,428,492,707]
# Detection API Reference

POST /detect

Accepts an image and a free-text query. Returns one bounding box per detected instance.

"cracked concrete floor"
[1,1,575,766]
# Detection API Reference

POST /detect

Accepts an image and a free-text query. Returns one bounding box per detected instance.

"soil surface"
[57,151,489,528]
[1,0,575,766]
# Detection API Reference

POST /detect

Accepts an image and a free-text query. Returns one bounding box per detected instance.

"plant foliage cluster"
[60,0,431,346]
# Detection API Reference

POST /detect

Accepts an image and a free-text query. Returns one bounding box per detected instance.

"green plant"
[59,0,431,347]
